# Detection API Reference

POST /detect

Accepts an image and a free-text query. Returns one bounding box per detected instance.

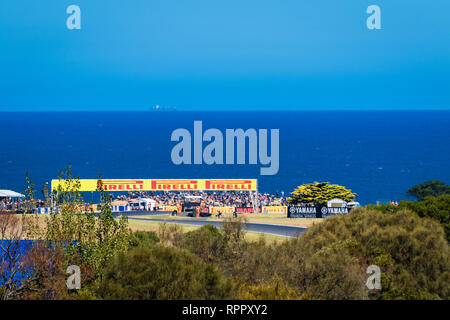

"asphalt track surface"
[119,211,307,238]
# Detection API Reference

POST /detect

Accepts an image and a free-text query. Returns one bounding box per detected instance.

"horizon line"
[1,108,450,113]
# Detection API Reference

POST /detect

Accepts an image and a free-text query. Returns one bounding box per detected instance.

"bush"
[97,246,231,300]
[368,195,450,242]
[400,195,450,242]
[235,275,303,300]
[157,223,184,247]
[299,208,450,299]
[220,217,248,271]
[225,208,449,299]
[232,237,369,300]
[181,225,224,263]
[299,241,368,300]
[128,231,160,249]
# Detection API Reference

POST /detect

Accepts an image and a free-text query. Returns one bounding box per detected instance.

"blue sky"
[0,0,449,111]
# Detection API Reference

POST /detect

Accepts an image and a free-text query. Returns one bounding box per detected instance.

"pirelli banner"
[209,206,235,214]
[51,179,257,192]
[261,206,288,214]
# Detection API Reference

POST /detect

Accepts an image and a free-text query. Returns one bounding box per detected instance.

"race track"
[122,212,307,238]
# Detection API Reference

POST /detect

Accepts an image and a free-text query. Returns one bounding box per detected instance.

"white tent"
[0,190,25,198]
[327,198,347,208]
[347,201,360,208]
[130,198,156,211]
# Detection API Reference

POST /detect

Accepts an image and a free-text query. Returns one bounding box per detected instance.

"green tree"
[26,167,131,279]
[288,182,357,205]
[81,177,131,277]
[23,172,36,214]
[407,180,450,200]
[97,246,231,299]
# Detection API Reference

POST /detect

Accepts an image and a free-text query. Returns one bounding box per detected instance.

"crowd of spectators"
[115,190,288,207]
[0,198,23,211]
[1,190,289,213]
[0,198,48,211]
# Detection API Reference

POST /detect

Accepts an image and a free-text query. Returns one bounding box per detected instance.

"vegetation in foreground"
[2,207,449,300]
[126,219,289,244]
[0,170,449,300]
[367,193,450,241]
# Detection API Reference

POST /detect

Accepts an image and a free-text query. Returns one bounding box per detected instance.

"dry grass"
[127,220,200,233]
[0,214,27,240]
[127,219,288,244]
[130,212,323,228]
[2,214,291,244]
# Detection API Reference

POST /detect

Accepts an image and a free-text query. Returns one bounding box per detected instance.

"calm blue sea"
[1,111,449,204]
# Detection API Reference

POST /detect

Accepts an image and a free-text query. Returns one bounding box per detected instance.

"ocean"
[1,111,449,204]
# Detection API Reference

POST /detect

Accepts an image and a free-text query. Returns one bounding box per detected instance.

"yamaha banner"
[288,205,349,218]
[320,206,349,218]
[287,206,317,218]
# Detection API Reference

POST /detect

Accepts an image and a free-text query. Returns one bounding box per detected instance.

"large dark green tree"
[26,167,131,278]
[288,182,357,205]
[407,180,450,200]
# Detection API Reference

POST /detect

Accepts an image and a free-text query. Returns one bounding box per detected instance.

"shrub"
[235,275,303,300]
[157,223,184,247]
[299,242,368,299]
[400,195,450,242]
[181,225,224,263]
[97,246,231,299]
[298,208,450,299]
[128,231,160,249]
[368,195,450,242]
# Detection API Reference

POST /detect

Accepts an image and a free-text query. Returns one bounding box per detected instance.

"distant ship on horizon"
[149,105,177,111]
